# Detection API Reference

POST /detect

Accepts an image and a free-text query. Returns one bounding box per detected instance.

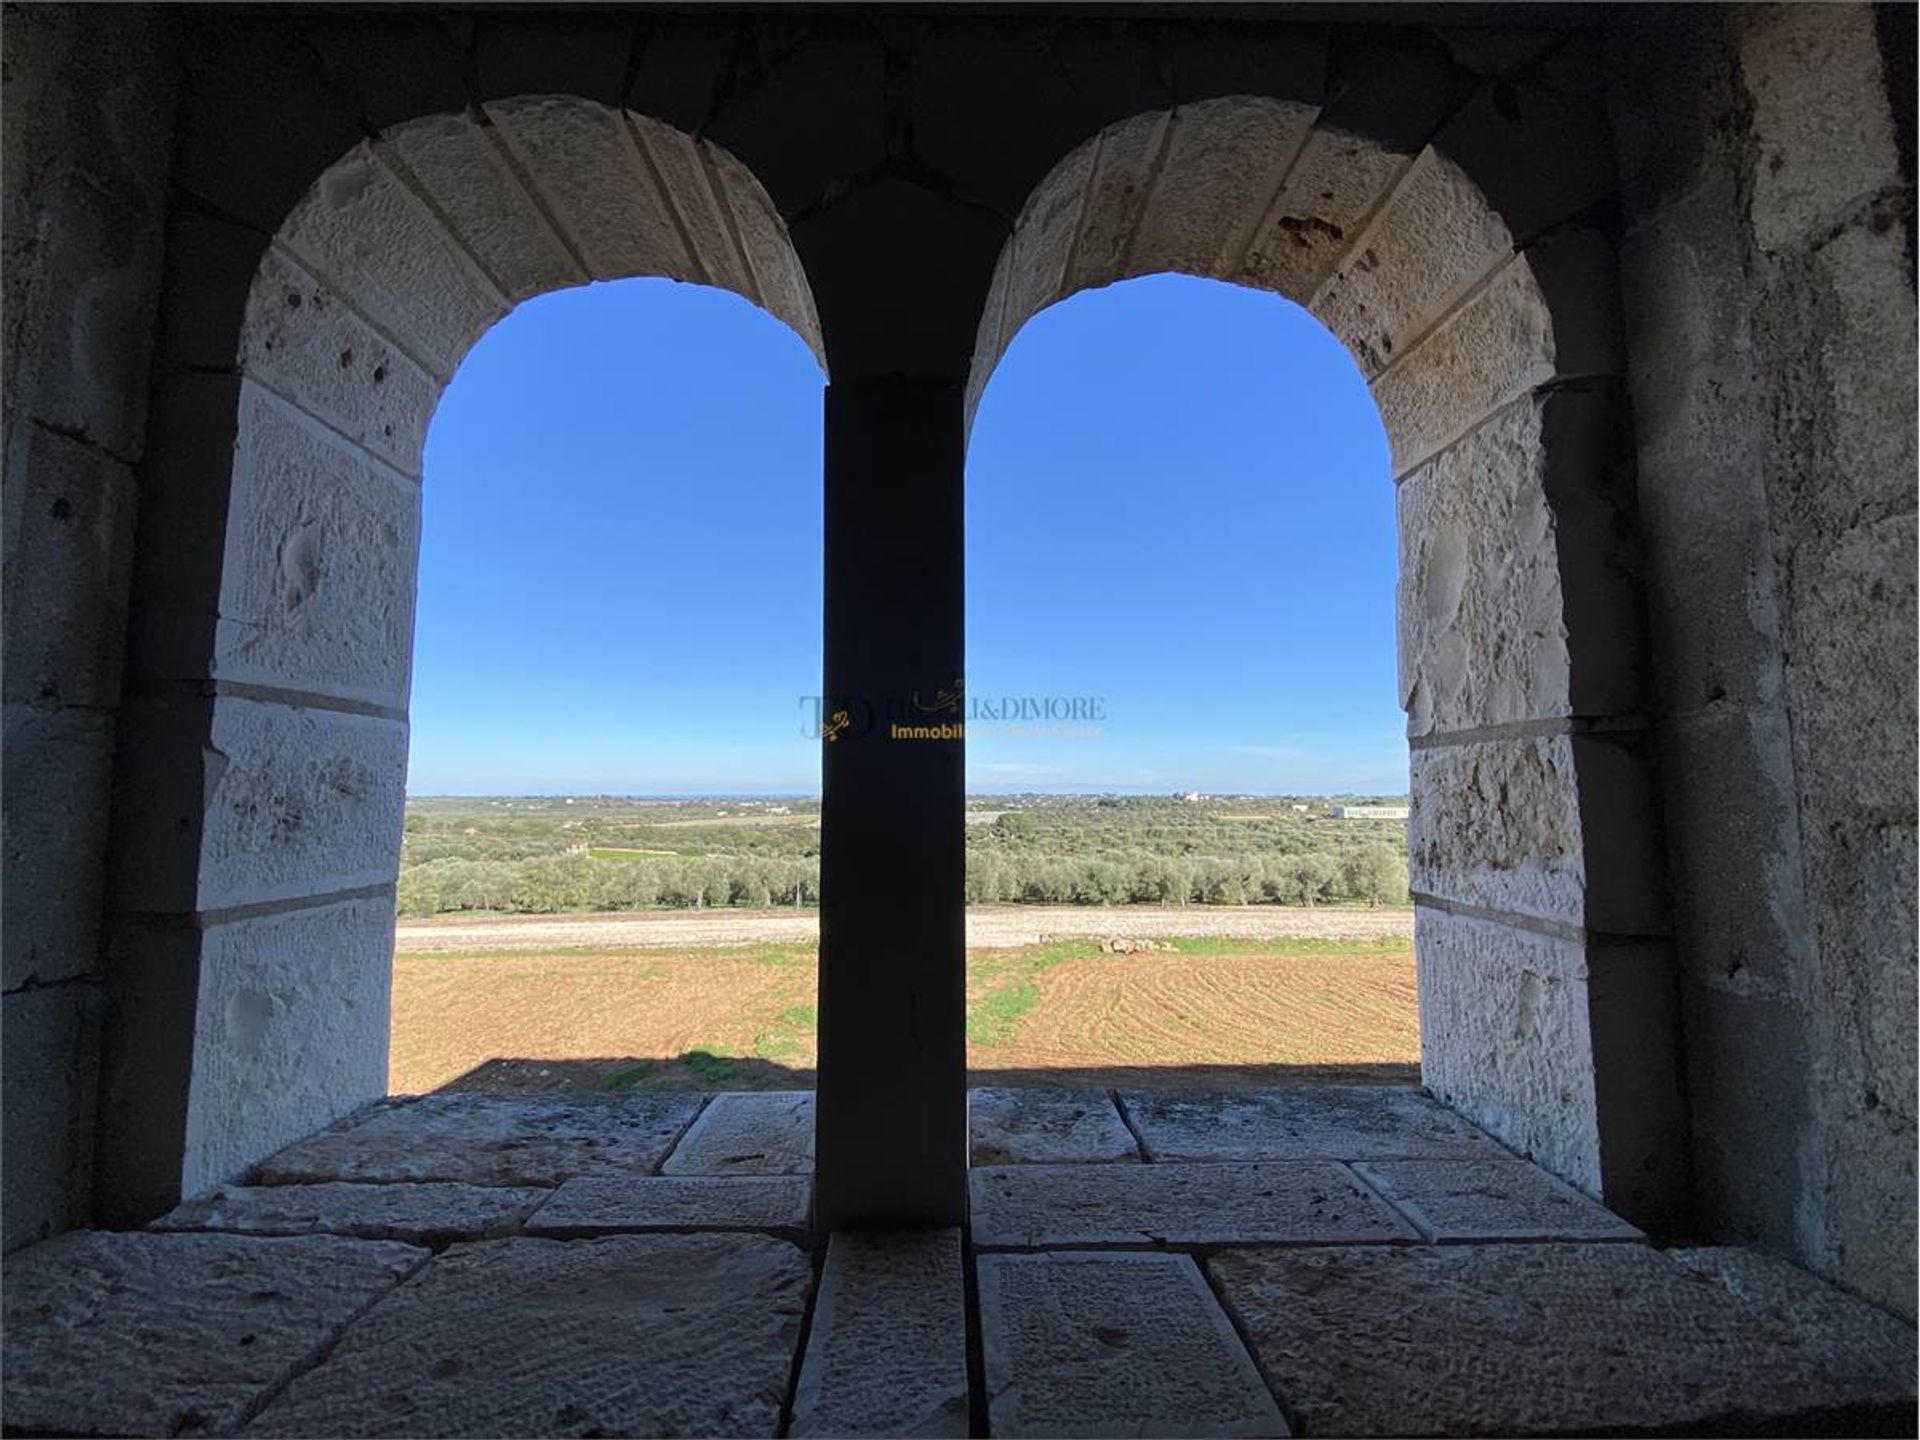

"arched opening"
[95,98,823,1220]
[963,273,1420,1097]
[967,98,1684,1228]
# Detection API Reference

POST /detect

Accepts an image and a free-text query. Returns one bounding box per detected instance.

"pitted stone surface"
[791,1230,969,1438]
[245,1233,811,1437]
[1667,1246,1920,1373]
[969,1087,1140,1165]
[1119,1084,1503,1163]
[1407,736,1582,922]
[1351,1158,1643,1243]
[661,1090,813,1176]
[1209,1242,1918,1437]
[154,1180,546,1245]
[526,1174,810,1238]
[978,1252,1289,1438]
[970,1161,1416,1250]
[254,1092,705,1187]
[1,1230,425,1438]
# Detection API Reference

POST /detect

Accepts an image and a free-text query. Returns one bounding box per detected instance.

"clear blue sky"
[408,273,1403,796]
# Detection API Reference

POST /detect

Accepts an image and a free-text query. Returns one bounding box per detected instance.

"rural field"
[389,906,1419,1096]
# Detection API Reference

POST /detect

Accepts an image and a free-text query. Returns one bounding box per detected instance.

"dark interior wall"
[1608,2,1917,1318]
[1,3,178,1249]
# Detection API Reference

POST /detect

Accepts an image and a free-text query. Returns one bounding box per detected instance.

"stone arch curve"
[967,97,1685,1228]
[97,98,822,1220]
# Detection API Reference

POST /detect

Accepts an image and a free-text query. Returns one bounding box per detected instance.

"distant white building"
[1332,804,1410,820]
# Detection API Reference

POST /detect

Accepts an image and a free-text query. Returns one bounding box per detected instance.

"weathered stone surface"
[214,384,420,707]
[1314,148,1514,376]
[189,696,408,911]
[1352,1158,1643,1243]
[1063,110,1169,297]
[240,247,440,477]
[487,96,695,285]
[978,1252,1288,1438]
[526,1174,810,1238]
[662,1090,813,1176]
[791,1229,969,1438]
[1414,906,1601,1192]
[1209,1242,1918,1437]
[155,1180,545,1244]
[246,1234,811,1438]
[1,422,136,709]
[2,704,114,990]
[970,1161,1416,1250]
[1,982,101,1252]
[704,140,825,364]
[183,895,395,1195]
[1373,253,1555,479]
[636,120,757,302]
[276,141,504,379]
[2,1230,425,1438]
[1119,1084,1503,1163]
[1408,736,1581,924]
[1235,123,1410,303]
[381,110,584,304]
[969,1087,1140,1165]
[1002,134,1095,347]
[255,1092,705,1187]
[1133,96,1318,282]
[1395,394,1566,736]
[1668,1245,1919,1372]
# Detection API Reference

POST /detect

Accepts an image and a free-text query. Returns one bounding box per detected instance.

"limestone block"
[1,422,136,707]
[255,1091,705,1187]
[276,140,505,379]
[1670,1245,1919,1351]
[245,1234,811,1438]
[240,247,439,477]
[1118,1084,1502,1163]
[1132,97,1319,284]
[191,696,408,911]
[1739,4,1906,255]
[487,95,694,285]
[213,383,420,707]
[1415,905,1601,1192]
[1314,148,1514,376]
[1209,1242,1917,1436]
[1395,394,1567,736]
[1409,735,1583,926]
[1372,252,1555,479]
[705,140,826,364]
[182,895,396,1194]
[790,1229,970,1438]
[1002,135,1096,347]
[156,1180,546,1245]
[969,1160,1416,1250]
[1,983,101,1252]
[1,1230,425,1438]
[662,1090,814,1175]
[969,1086,1139,1164]
[378,112,583,304]
[978,1252,1289,1438]
[1352,1157,1644,1243]
[1234,123,1410,303]
[2,705,114,990]
[526,1174,810,1239]
[633,118,757,302]
[1063,110,1170,296]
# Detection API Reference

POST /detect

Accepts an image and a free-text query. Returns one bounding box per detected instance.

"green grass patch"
[777,1004,817,1028]
[1150,932,1411,957]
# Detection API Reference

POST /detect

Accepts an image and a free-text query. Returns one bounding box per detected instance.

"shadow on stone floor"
[424,1054,1419,1097]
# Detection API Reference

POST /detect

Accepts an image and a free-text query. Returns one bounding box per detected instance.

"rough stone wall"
[0,5,177,1251]
[1609,3,1916,1316]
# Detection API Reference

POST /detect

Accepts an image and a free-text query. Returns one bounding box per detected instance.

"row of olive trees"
[396,844,1407,917]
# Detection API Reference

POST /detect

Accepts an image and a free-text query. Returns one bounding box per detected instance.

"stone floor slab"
[154,1181,549,1245]
[245,1233,812,1437]
[252,1092,706,1187]
[661,1090,813,1175]
[1351,1157,1644,1243]
[1208,1242,1918,1437]
[791,1229,969,1438]
[525,1174,811,1238]
[969,1087,1141,1165]
[2,1230,425,1438]
[1119,1084,1502,1162]
[971,1161,1416,1250]
[978,1251,1289,1438]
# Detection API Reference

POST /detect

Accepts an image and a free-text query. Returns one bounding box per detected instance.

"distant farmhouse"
[1332,804,1410,821]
